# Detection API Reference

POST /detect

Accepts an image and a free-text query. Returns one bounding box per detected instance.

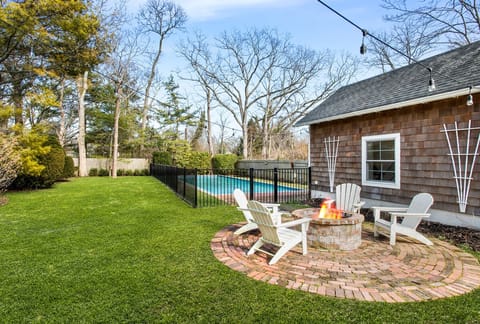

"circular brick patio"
[211,222,480,302]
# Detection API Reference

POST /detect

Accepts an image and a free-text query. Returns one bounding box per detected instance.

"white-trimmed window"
[361,133,400,189]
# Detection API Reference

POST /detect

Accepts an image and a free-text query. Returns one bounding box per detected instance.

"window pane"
[380,140,394,151]
[367,142,380,151]
[383,162,395,171]
[367,150,380,160]
[381,150,394,160]
[382,171,395,181]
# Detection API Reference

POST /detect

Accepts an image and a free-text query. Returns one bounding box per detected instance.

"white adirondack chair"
[233,189,282,235]
[328,183,365,214]
[245,200,311,265]
[372,193,434,246]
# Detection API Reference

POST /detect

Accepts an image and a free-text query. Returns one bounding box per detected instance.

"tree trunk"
[57,78,66,147]
[76,71,89,177]
[12,80,23,126]
[206,88,214,157]
[242,123,248,159]
[111,83,122,179]
[140,37,164,155]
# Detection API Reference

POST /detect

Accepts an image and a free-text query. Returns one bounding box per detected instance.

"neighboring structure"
[297,41,480,229]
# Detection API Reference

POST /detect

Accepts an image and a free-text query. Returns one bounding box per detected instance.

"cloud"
[174,0,302,21]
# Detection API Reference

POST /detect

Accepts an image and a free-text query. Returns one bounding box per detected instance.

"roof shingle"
[297,41,480,126]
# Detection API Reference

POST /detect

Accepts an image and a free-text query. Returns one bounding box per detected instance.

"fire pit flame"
[314,200,344,219]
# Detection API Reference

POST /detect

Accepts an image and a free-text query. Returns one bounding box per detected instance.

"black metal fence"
[150,164,311,207]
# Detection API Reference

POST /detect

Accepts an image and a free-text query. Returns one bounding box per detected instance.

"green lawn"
[1,177,479,323]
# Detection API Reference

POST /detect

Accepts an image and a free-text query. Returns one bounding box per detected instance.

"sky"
[126,0,388,75]
[123,0,390,135]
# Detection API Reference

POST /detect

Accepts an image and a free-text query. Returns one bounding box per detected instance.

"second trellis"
[324,136,340,192]
[442,120,480,213]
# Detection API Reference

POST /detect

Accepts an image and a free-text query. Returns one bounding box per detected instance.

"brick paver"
[211,222,480,303]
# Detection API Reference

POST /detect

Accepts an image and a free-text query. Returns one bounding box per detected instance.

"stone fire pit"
[291,208,364,250]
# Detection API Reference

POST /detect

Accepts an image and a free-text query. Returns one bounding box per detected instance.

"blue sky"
[127,0,389,75]
[124,0,391,135]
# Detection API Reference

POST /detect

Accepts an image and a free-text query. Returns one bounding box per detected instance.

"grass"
[0,177,479,323]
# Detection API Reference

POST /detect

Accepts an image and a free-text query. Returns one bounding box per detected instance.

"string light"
[360,29,367,55]
[316,0,477,105]
[467,86,474,106]
[428,68,436,92]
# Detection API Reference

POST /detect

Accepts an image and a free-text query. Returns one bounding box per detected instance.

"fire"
[314,200,344,219]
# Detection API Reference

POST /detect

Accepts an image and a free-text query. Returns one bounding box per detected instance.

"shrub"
[152,151,171,165]
[125,170,133,176]
[98,169,109,176]
[10,134,65,189]
[133,169,141,176]
[142,169,150,176]
[62,156,75,178]
[187,151,211,170]
[0,133,22,193]
[212,154,238,170]
[40,137,66,186]
[89,168,98,176]
[117,169,125,176]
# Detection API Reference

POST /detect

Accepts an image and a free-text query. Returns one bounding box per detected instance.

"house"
[296,41,480,230]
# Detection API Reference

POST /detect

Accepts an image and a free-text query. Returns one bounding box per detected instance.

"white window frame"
[361,133,401,189]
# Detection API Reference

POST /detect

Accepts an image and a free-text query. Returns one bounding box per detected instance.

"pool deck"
[211,222,480,303]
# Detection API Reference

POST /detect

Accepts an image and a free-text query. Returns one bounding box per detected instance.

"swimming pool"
[186,175,300,195]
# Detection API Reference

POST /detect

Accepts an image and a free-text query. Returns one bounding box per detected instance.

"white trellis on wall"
[442,120,480,213]
[324,136,340,193]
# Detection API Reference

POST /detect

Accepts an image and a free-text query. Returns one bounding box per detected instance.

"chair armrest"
[261,203,280,214]
[353,201,365,208]
[372,206,408,221]
[277,217,311,228]
[390,212,430,218]
[261,203,280,208]
[371,207,409,212]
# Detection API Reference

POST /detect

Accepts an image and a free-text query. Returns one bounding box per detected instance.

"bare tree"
[137,0,187,155]
[382,0,480,47]
[258,50,357,158]
[178,32,217,156]
[179,28,354,159]
[365,20,438,71]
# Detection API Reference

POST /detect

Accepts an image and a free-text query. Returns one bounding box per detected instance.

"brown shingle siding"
[310,96,479,215]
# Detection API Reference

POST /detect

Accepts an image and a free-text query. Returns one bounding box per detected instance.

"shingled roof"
[296,41,480,126]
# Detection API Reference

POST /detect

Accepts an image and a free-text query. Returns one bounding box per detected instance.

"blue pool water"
[186,175,300,195]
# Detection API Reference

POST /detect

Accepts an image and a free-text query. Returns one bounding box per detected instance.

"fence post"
[183,167,187,199]
[249,168,254,200]
[308,166,312,200]
[174,166,178,193]
[194,168,198,208]
[273,168,278,203]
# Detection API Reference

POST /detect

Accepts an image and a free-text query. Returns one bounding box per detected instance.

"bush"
[152,151,172,165]
[212,154,238,170]
[117,169,125,176]
[41,140,65,186]
[10,134,65,189]
[62,156,75,178]
[89,168,98,176]
[133,169,141,176]
[187,151,211,170]
[0,133,21,192]
[142,169,149,176]
[98,169,109,176]
[125,170,133,176]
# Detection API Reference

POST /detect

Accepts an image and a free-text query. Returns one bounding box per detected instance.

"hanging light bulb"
[428,68,436,92]
[360,29,367,55]
[467,86,474,106]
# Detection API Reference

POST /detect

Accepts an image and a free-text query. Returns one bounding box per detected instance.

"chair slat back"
[403,193,434,229]
[247,200,281,245]
[234,189,253,222]
[336,183,361,213]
